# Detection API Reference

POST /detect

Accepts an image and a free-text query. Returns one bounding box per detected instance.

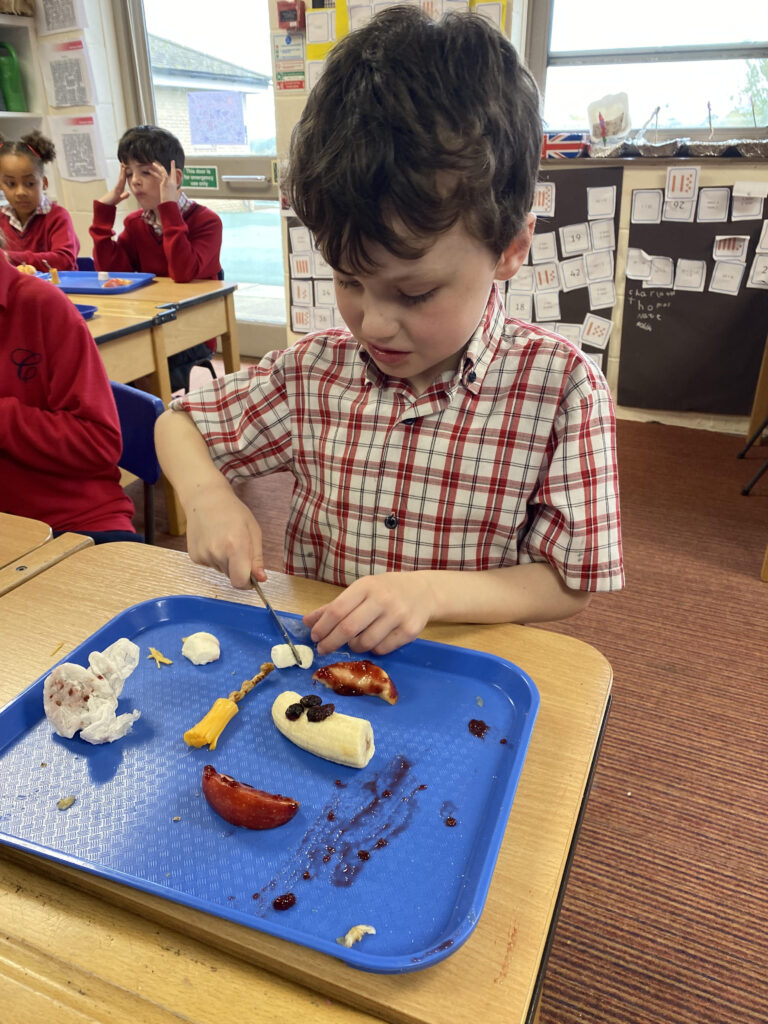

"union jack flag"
[541,132,590,159]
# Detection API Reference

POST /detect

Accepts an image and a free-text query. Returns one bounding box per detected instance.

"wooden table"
[81,279,241,534]
[0,544,612,1024]
[0,513,92,596]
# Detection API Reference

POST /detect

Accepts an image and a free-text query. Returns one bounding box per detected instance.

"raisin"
[285,703,305,721]
[307,702,335,722]
[300,693,322,707]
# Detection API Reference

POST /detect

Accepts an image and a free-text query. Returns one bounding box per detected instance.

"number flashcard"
[585,250,614,282]
[506,292,533,321]
[531,232,558,264]
[662,199,695,223]
[587,185,617,220]
[535,289,561,322]
[665,166,700,201]
[674,258,707,292]
[508,265,535,293]
[709,261,746,296]
[588,280,616,310]
[560,256,587,291]
[747,254,768,289]
[589,218,616,251]
[631,190,663,224]
[580,313,613,350]
[696,188,730,223]
[644,257,675,289]
[559,222,592,257]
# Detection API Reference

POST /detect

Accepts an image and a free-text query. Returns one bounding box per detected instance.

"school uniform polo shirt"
[172,285,624,591]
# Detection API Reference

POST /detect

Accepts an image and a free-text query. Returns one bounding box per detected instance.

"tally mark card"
[674,258,707,292]
[587,185,617,220]
[560,256,588,291]
[666,165,700,201]
[747,254,768,289]
[696,187,730,223]
[631,189,664,224]
[291,280,312,306]
[290,253,313,278]
[534,290,561,321]
[626,248,653,280]
[590,218,615,251]
[588,280,616,310]
[506,292,533,321]
[532,181,556,218]
[709,261,745,296]
[580,313,613,350]
[644,256,675,289]
[534,262,560,292]
[291,307,311,333]
[662,198,695,223]
[531,232,558,264]
[508,265,535,293]
[713,235,750,262]
[559,222,592,257]
[585,250,614,282]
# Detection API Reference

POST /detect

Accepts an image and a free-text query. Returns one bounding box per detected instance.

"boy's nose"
[361,300,397,339]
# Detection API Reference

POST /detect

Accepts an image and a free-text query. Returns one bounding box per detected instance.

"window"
[111,0,285,356]
[526,1,768,137]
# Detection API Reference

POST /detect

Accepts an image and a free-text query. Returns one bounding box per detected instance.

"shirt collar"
[1,194,52,234]
[357,282,506,397]
[142,191,195,235]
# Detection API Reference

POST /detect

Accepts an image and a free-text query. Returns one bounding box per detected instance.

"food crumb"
[50,642,64,658]
[148,646,173,667]
[57,796,76,811]
[40,762,47,768]
[475,696,484,706]
[336,924,376,948]
[172,816,181,822]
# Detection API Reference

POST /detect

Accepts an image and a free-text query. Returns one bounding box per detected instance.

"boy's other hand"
[152,159,179,204]
[184,486,266,590]
[99,165,129,206]
[303,572,434,656]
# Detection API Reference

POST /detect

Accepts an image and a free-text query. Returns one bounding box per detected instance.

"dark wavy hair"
[117,125,185,172]
[287,6,541,272]
[0,129,56,175]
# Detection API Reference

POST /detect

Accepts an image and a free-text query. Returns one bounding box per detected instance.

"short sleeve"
[518,375,624,591]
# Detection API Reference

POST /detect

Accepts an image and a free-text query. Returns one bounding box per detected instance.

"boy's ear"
[494,214,536,280]
[174,166,183,187]
[42,175,49,191]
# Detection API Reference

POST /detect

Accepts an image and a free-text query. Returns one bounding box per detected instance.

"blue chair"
[110,381,165,544]
[77,256,95,271]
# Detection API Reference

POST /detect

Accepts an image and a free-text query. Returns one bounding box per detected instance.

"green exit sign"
[182,166,218,190]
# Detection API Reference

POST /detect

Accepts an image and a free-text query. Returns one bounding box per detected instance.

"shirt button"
[467,370,477,383]
[402,417,416,425]
[384,514,398,529]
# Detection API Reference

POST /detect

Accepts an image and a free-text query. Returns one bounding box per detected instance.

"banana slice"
[271,690,375,769]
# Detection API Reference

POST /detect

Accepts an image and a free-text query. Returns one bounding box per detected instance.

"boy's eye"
[335,277,360,290]
[401,288,437,305]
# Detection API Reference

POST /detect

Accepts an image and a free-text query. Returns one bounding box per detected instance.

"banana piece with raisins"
[271,690,375,769]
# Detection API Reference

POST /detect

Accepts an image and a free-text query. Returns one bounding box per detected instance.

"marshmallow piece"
[271,643,314,669]
[182,631,221,665]
[43,638,141,744]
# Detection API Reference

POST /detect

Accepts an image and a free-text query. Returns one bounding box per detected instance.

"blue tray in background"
[0,596,538,974]
[39,271,156,294]
[74,303,98,320]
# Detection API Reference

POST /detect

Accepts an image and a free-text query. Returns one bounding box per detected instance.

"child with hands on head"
[90,125,223,390]
[155,7,624,656]
[0,130,79,271]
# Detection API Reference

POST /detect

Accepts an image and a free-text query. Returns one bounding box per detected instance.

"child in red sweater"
[0,130,79,271]
[0,240,137,542]
[90,125,223,391]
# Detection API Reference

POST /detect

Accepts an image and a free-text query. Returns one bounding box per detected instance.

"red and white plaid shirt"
[173,285,624,591]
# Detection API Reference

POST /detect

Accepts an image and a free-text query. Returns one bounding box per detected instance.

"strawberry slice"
[313,660,398,705]
[201,765,299,829]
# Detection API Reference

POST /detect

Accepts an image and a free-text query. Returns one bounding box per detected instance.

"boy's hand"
[151,159,179,204]
[184,485,267,589]
[303,572,434,656]
[99,165,129,206]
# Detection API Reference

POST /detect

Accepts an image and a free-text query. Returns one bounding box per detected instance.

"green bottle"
[0,42,27,113]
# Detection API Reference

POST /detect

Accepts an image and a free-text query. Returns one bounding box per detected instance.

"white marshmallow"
[181,631,221,665]
[270,643,314,669]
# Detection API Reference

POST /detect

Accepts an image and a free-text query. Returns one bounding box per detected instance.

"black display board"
[617,197,768,414]
[533,164,624,361]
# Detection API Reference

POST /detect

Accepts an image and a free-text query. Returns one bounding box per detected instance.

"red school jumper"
[90,200,223,353]
[0,202,80,271]
[0,257,135,533]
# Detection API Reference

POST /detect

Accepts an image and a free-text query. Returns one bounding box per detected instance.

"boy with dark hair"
[156,7,624,656]
[90,125,222,390]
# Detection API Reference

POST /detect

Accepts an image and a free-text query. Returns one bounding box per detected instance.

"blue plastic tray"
[74,303,97,320]
[0,596,538,973]
[39,271,155,294]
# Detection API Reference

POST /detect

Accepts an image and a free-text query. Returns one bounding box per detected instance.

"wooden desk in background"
[81,280,241,534]
[0,543,612,1024]
[0,513,92,597]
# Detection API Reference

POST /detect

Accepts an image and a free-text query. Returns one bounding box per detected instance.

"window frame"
[525,0,768,140]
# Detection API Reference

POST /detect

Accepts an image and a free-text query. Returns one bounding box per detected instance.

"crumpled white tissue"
[43,637,141,744]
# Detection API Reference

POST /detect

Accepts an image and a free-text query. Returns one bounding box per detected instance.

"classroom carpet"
[130,417,768,1024]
